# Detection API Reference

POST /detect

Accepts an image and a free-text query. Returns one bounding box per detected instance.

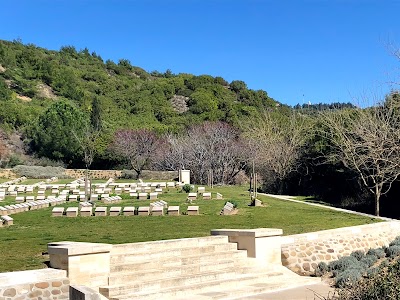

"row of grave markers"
[52,205,199,217]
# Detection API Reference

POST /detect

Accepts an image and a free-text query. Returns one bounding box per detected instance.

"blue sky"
[1,0,399,106]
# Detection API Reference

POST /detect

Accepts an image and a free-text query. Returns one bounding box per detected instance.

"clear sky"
[1,0,399,106]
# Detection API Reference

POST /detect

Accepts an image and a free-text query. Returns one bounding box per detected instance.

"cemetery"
[0,171,393,299]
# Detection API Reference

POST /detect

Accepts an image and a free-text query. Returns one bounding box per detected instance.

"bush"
[360,255,378,268]
[12,165,69,179]
[350,250,365,261]
[366,248,386,259]
[120,169,137,179]
[389,236,400,247]
[335,268,363,288]
[118,193,131,200]
[315,261,329,277]
[385,245,400,258]
[333,261,400,299]
[23,156,66,167]
[329,256,360,273]
[366,267,379,278]
[182,184,193,193]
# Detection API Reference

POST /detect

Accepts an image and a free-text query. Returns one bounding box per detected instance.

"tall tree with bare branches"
[242,111,312,193]
[158,122,248,184]
[111,129,164,179]
[319,102,400,216]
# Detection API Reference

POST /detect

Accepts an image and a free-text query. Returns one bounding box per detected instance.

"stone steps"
[111,249,247,272]
[103,269,244,297]
[110,236,229,255]
[109,259,246,285]
[111,271,307,300]
[99,235,320,299]
[110,243,238,264]
[108,262,277,287]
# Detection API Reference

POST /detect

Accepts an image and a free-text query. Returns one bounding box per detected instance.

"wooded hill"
[0,39,284,134]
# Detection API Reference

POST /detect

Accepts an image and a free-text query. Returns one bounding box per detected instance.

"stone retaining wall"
[281,221,400,276]
[0,269,69,300]
[64,169,122,179]
[0,169,17,179]
[0,168,178,180]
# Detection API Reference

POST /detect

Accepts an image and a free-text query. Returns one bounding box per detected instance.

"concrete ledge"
[211,228,282,238]
[48,241,112,256]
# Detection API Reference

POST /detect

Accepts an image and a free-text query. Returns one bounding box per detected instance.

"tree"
[110,129,163,179]
[159,122,248,184]
[242,111,312,193]
[31,100,86,164]
[72,97,103,200]
[319,102,400,216]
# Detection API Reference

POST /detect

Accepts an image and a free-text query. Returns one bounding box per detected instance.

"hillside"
[0,39,284,135]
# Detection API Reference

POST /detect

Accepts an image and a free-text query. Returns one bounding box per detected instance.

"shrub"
[120,169,137,179]
[329,256,359,273]
[118,193,131,200]
[26,157,66,167]
[366,248,386,259]
[350,250,365,261]
[366,267,379,278]
[385,245,400,259]
[360,255,378,268]
[12,165,69,179]
[389,236,400,247]
[333,261,400,299]
[335,268,363,288]
[182,184,193,193]
[315,261,329,277]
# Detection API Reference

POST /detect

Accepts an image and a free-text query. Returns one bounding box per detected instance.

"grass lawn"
[0,185,380,273]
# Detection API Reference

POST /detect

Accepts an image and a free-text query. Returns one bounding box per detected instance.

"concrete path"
[237,282,338,300]
[262,193,395,221]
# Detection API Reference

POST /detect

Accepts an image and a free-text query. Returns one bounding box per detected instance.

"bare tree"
[72,125,101,200]
[319,103,400,216]
[158,122,248,184]
[111,129,164,179]
[242,111,311,192]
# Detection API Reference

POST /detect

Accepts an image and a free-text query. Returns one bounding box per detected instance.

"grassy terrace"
[0,184,380,272]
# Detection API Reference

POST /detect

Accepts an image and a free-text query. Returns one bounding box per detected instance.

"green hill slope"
[0,39,283,133]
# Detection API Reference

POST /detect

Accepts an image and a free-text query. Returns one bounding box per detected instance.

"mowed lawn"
[0,185,380,272]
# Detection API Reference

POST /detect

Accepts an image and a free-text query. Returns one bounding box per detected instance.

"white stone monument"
[179,169,190,184]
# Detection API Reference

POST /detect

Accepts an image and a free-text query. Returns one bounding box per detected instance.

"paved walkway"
[238,282,338,300]
[262,193,395,221]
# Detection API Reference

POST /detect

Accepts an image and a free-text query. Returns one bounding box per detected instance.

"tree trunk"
[375,193,380,217]
[85,167,89,202]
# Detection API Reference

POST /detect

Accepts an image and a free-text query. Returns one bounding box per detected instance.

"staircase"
[98,236,320,300]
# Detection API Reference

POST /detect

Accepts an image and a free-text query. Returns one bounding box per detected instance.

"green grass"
[0,185,380,273]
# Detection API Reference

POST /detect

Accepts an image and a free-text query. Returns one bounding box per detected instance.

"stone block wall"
[0,169,17,179]
[64,169,122,179]
[0,269,69,300]
[0,168,178,180]
[281,221,400,276]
